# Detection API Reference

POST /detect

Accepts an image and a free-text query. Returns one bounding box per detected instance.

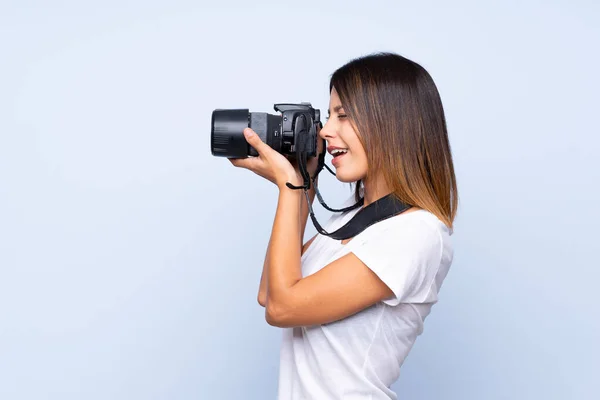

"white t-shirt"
[277,194,454,400]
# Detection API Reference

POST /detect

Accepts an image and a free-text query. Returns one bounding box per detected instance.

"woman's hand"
[229,128,303,190]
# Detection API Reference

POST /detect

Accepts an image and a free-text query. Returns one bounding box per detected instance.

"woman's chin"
[336,176,353,183]
[334,168,362,183]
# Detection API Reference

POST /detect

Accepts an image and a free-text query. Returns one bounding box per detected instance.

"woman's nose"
[319,120,334,140]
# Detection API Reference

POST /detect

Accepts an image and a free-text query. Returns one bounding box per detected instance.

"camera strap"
[285,124,360,213]
[307,190,412,240]
[285,136,412,241]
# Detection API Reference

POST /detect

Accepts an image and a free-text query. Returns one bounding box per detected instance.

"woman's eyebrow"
[327,105,344,115]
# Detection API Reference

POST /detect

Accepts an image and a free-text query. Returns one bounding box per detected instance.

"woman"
[230,52,457,399]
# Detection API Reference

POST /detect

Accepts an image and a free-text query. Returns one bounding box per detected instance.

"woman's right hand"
[229,127,325,188]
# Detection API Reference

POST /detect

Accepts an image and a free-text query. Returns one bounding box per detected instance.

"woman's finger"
[243,128,268,156]
[229,156,259,170]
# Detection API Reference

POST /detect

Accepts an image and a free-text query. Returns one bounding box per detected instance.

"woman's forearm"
[265,189,303,302]
[257,235,273,306]
[258,183,313,306]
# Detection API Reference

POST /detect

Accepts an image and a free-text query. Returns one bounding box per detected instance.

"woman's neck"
[361,175,392,208]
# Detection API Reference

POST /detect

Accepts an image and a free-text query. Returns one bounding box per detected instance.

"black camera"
[210,102,321,159]
[210,101,364,237]
[209,101,409,240]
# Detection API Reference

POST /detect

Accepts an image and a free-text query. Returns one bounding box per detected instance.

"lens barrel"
[211,109,251,158]
[211,109,283,157]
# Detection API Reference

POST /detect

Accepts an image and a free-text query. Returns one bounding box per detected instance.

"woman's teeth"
[331,149,348,157]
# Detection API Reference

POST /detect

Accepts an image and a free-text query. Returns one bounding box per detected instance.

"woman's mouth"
[331,148,348,167]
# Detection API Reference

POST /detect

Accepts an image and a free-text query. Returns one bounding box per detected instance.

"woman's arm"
[257,179,317,307]
[264,189,304,310]
[233,129,395,326]
[263,189,395,327]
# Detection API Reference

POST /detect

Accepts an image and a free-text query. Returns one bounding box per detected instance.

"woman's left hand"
[229,128,303,190]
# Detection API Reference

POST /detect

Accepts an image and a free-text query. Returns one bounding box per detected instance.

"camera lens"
[211,109,251,158]
[211,109,283,158]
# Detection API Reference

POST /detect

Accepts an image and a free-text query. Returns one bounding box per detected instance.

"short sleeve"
[350,216,443,306]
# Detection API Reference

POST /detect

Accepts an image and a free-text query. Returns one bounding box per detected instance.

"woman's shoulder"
[353,207,453,254]
[325,195,453,250]
[348,208,454,280]
[365,207,449,234]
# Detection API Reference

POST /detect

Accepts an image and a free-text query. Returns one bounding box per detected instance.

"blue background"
[1,1,598,399]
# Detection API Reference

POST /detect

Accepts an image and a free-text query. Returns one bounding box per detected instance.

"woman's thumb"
[243,128,266,154]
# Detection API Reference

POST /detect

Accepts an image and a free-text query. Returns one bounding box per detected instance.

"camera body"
[211,102,321,158]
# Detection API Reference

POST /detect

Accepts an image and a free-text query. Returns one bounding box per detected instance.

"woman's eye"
[325,114,346,121]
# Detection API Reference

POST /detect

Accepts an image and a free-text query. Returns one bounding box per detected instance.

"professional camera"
[209,101,410,241]
[211,102,321,159]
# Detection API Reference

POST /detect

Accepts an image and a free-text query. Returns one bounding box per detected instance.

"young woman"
[229,52,457,399]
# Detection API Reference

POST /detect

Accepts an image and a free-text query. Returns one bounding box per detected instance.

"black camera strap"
[306,190,412,240]
[285,134,412,241]
[285,121,361,214]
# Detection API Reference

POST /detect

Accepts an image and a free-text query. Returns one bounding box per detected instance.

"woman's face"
[319,87,369,183]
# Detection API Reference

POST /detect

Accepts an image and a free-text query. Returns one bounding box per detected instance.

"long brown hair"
[330,52,458,229]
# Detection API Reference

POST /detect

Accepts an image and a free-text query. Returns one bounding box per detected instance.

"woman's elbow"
[265,301,293,327]
[257,292,267,307]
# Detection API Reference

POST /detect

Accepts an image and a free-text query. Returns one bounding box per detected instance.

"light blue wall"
[1,1,598,399]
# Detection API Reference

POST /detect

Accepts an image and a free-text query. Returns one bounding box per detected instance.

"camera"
[210,102,321,159]
[209,101,402,241]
